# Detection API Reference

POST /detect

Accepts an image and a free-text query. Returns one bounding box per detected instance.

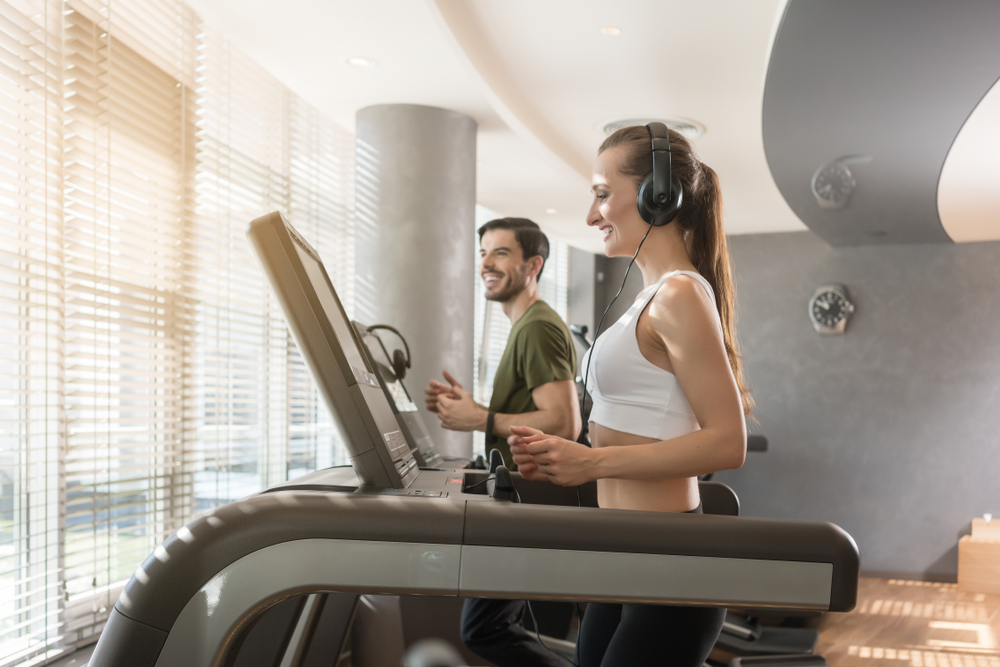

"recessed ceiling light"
[600,27,622,36]
[545,208,558,215]
[598,117,706,140]
[345,56,376,68]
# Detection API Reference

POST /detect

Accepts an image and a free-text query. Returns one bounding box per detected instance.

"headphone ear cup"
[392,348,408,380]
[636,173,656,224]
[636,173,683,226]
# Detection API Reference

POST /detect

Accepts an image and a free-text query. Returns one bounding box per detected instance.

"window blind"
[0,3,357,664]
[60,3,195,649]
[284,98,355,478]
[0,0,64,663]
[190,24,292,507]
[190,27,356,509]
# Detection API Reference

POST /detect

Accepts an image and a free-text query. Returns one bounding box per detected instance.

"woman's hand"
[508,426,548,481]
[508,425,598,487]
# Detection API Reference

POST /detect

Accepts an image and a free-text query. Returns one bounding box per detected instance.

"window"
[0,2,355,664]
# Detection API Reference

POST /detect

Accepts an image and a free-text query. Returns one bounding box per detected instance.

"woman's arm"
[510,276,746,486]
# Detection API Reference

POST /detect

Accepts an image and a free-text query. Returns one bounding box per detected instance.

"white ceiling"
[938,76,1000,243]
[183,0,814,252]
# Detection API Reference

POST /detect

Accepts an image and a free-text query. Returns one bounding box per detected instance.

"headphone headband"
[366,323,411,380]
[637,122,683,226]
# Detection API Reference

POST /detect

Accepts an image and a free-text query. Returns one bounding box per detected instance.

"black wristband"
[485,410,497,445]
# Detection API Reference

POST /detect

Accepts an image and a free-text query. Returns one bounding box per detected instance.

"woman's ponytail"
[685,164,754,419]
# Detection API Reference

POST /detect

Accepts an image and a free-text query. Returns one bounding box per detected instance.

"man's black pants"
[460,597,571,667]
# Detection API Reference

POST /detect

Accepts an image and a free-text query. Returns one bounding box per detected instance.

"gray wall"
[715,232,1000,579]
[593,254,644,334]
[567,247,595,335]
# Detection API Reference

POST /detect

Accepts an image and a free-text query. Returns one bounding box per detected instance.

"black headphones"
[636,122,683,226]
[366,324,411,380]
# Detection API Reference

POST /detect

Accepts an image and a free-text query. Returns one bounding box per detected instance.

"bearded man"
[424,217,580,667]
[426,217,580,467]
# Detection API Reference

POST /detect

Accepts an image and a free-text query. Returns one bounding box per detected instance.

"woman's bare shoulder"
[646,273,717,333]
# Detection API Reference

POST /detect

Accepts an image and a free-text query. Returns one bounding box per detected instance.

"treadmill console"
[353,321,444,468]
[246,211,418,488]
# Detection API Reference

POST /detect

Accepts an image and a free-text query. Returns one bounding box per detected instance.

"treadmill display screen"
[293,243,373,382]
[247,211,417,485]
[291,242,409,462]
[384,377,418,413]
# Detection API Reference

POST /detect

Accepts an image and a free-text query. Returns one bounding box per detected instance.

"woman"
[509,125,753,666]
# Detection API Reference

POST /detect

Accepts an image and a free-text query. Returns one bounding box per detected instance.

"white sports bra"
[582,270,719,441]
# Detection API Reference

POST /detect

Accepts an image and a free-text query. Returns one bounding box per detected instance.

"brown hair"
[599,127,754,418]
[478,217,550,280]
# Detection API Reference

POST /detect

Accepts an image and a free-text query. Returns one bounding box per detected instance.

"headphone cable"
[580,223,654,427]
[526,599,579,667]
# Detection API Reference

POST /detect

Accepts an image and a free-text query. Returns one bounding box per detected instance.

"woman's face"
[587,146,648,257]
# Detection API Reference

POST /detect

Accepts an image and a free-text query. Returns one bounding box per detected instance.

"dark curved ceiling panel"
[763,0,1000,246]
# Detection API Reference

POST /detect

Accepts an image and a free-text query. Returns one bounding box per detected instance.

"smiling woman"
[509,125,750,667]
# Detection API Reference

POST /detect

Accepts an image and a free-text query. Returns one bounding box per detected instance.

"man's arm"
[495,380,580,441]
[436,378,581,441]
[437,318,580,440]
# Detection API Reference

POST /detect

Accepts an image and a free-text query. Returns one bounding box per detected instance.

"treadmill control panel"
[355,487,449,498]
[386,381,418,412]
[352,365,380,388]
[384,430,411,459]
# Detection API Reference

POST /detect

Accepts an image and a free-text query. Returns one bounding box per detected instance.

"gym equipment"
[89,470,858,666]
[364,323,411,380]
[87,211,860,667]
[354,320,444,468]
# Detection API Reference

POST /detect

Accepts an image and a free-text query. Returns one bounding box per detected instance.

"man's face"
[479,229,533,303]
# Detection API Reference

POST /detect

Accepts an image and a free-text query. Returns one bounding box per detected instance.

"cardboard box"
[971,517,1000,540]
[958,534,1000,594]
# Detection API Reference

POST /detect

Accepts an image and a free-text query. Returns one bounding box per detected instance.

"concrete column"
[354,104,477,458]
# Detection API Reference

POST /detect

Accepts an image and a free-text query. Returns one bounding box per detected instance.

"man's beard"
[483,268,529,303]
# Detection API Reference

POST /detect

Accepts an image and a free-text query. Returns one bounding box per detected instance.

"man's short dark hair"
[477,217,550,280]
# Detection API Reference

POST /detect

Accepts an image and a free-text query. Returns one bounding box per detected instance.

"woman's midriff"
[590,421,700,513]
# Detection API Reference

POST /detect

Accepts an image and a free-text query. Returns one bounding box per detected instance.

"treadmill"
[352,321,445,469]
[89,211,860,667]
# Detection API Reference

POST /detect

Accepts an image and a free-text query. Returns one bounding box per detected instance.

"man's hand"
[437,382,488,432]
[424,370,462,414]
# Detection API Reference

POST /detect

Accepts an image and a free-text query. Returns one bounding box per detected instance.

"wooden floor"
[813,578,1000,666]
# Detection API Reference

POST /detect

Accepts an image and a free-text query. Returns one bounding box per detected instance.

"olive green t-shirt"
[487,300,577,468]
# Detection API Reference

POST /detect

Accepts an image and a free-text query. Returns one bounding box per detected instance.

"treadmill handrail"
[115,490,859,639]
[117,492,466,632]
[463,502,859,612]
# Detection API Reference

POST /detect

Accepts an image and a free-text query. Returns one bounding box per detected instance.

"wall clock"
[809,284,855,335]
[810,155,872,210]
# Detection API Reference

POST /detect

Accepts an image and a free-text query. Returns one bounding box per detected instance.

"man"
[426,217,580,465]
[425,217,580,667]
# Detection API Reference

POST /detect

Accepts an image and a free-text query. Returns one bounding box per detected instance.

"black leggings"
[575,504,725,666]
[576,602,725,667]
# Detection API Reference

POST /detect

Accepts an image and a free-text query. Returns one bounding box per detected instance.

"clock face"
[811,163,855,208]
[811,290,849,328]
